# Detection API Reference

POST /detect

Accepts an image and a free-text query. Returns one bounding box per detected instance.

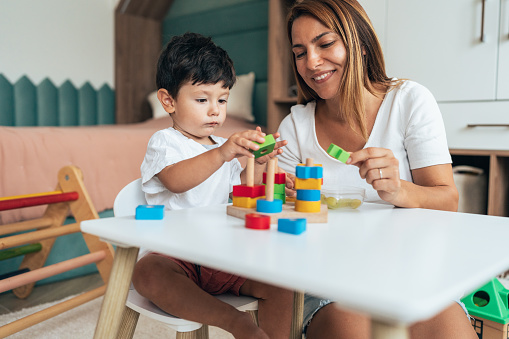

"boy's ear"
[157,88,176,114]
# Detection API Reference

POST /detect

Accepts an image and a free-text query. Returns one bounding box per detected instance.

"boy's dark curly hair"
[156,32,236,98]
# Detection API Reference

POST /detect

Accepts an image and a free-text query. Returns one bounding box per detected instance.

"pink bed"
[0,116,260,224]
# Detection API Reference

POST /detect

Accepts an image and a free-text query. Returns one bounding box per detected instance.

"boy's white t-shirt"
[140,127,242,210]
[277,80,452,203]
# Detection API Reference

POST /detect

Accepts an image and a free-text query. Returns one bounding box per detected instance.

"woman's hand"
[347,147,401,204]
[281,170,296,197]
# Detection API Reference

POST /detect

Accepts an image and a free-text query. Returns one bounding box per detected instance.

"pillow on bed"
[227,72,255,122]
[147,72,256,122]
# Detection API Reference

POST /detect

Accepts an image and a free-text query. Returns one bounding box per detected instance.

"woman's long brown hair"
[287,0,396,140]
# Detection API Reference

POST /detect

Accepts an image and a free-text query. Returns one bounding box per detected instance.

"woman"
[277,0,477,338]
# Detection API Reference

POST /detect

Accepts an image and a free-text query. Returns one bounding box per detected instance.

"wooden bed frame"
[114,0,174,124]
[115,0,275,130]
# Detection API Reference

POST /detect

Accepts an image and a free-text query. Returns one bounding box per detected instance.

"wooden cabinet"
[266,0,509,130]
[450,149,509,217]
[383,0,509,102]
[498,0,509,99]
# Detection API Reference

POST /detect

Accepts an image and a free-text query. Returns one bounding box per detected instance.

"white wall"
[0,0,116,89]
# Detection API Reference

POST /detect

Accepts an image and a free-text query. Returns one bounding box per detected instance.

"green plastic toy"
[252,134,276,159]
[327,143,350,163]
[461,278,509,324]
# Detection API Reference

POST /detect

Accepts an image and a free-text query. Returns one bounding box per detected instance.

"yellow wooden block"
[295,178,322,190]
[232,196,262,209]
[295,200,321,213]
[297,163,323,167]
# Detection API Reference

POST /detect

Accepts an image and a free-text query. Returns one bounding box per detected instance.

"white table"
[82,203,509,339]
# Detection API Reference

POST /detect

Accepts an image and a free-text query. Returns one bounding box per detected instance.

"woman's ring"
[379,168,383,180]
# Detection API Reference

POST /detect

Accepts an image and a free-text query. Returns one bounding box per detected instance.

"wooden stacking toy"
[231,158,265,208]
[227,157,327,224]
[295,159,322,213]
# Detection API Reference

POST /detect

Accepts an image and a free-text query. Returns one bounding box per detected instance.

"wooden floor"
[0,273,104,316]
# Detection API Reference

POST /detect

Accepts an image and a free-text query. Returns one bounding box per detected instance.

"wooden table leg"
[93,246,139,339]
[290,291,304,339]
[371,319,409,339]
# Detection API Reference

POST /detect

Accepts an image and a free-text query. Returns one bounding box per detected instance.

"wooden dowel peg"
[246,157,255,187]
[265,158,276,201]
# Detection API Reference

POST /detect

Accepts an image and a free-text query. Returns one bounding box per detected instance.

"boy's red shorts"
[151,252,246,295]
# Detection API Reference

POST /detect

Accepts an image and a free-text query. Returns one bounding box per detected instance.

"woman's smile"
[312,70,335,83]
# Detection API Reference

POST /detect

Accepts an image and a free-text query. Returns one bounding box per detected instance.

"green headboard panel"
[0,74,115,126]
[163,0,268,127]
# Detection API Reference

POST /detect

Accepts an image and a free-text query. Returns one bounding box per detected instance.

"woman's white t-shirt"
[140,127,242,210]
[277,80,452,202]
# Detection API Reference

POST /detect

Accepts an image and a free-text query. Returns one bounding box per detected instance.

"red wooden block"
[232,184,265,198]
[245,213,271,230]
[262,172,286,185]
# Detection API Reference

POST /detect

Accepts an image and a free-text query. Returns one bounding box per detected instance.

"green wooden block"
[327,143,350,163]
[252,134,276,158]
[264,183,285,194]
[274,193,286,204]
[274,183,285,194]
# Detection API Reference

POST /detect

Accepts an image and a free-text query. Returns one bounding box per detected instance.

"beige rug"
[0,294,234,338]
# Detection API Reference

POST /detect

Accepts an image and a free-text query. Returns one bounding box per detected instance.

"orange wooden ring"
[245,213,271,230]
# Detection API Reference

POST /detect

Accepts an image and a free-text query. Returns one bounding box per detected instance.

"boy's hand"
[218,127,289,163]
[253,128,288,165]
[218,129,267,162]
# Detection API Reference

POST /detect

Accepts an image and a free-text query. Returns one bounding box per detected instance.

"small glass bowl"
[320,186,366,209]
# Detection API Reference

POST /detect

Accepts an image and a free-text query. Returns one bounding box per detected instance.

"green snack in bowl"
[338,199,351,208]
[321,187,365,209]
[349,199,362,209]
[326,197,339,209]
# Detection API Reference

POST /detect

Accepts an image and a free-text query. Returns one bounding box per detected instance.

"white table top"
[81,203,509,325]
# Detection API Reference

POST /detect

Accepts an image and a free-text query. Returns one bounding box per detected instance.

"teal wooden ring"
[256,199,283,213]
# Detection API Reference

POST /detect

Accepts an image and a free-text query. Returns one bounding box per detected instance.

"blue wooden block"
[296,165,323,179]
[296,189,321,202]
[135,205,164,220]
[256,199,283,213]
[278,218,306,235]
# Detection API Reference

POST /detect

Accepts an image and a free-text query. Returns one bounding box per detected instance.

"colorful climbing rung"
[0,243,42,261]
[0,191,63,201]
[0,250,107,294]
[0,268,30,281]
[0,191,79,211]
